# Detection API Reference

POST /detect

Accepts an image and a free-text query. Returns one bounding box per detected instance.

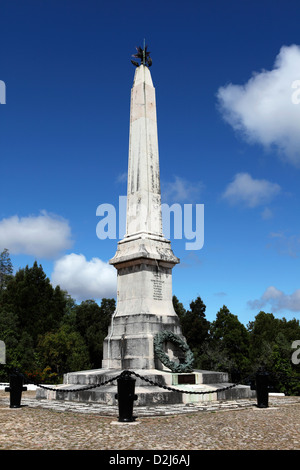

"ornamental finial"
[131,40,152,67]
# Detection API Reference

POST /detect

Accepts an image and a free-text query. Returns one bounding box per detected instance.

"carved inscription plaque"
[151,273,164,300]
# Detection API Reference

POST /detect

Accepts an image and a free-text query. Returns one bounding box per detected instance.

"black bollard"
[230,368,241,384]
[5,369,27,408]
[255,368,269,408]
[115,371,138,422]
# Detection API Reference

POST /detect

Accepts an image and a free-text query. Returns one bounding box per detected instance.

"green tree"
[98,297,115,363]
[179,296,210,368]
[209,305,251,377]
[60,293,77,328]
[248,311,300,394]
[74,298,115,368]
[248,311,280,369]
[270,342,300,395]
[172,295,186,324]
[99,298,116,333]
[37,324,91,377]
[0,308,19,380]
[0,248,13,290]
[1,261,67,345]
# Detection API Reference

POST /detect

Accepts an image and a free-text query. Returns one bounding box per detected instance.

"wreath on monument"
[154,331,194,373]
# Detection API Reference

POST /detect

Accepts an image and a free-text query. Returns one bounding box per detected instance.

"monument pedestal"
[36,368,256,406]
[102,233,183,370]
[102,313,182,370]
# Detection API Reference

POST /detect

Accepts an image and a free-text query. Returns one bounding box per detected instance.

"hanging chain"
[23,371,124,393]
[20,368,239,395]
[16,368,300,396]
[123,370,239,395]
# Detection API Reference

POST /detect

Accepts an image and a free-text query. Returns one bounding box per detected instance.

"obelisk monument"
[102,45,186,370]
[37,46,256,406]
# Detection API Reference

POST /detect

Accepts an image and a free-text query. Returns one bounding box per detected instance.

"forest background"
[1,248,300,395]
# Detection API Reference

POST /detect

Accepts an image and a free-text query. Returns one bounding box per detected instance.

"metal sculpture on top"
[131,40,152,67]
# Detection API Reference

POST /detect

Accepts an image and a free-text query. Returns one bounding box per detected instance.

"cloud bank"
[0,211,73,258]
[217,44,300,166]
[248,286,300,312]
[51,253,117,301]
[222,172,281,208]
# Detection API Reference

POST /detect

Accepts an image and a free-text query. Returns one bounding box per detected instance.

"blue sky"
[1,0,300,325]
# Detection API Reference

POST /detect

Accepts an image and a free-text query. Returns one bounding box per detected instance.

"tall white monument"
[37,46,256,405]
[102,45,187,371]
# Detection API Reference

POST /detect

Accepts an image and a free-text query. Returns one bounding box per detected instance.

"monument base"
[36,368,256,406]
[102,312,184,370]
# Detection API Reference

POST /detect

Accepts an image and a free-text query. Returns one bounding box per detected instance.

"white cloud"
[217,44,300,166]
[248,286,300,312]
[0,211,73,258]
[261,207,273,220]
[51,253,117,301]
[222,172,281,207]
[116,172,127,183]
[162,176,204,203]
[267,231,300,258]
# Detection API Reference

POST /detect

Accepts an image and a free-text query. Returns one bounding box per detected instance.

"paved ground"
[0,390,300,451]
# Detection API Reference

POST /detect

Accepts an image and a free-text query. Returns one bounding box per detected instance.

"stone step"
[62,369,230,388]
[36,379,255,406]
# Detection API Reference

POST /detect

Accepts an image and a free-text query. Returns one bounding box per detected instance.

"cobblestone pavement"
[0,391,300,450]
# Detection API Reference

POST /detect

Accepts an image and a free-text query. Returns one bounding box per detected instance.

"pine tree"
[1,261,67,345]
[172,295,186,323]
[0,248,13,290]
[209,305,251,376]
[179,296,210,367]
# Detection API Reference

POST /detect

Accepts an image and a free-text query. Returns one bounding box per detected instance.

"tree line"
[0,249,300,395]
[174,296,300,395]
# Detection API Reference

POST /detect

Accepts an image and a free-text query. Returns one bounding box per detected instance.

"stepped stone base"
[36,368,256,406]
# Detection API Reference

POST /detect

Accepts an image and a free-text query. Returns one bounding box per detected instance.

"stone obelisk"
[102,45,184,370]
[37,46,256,407]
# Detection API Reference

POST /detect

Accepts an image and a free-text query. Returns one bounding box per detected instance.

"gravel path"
[0,391,300,451]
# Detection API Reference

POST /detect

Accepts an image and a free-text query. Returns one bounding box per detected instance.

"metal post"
[255,368,269,408]
[5,369,27,408]
[115,371,138,422]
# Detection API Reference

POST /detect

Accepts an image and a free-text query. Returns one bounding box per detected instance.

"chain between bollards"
[124,370,240,395]
[4,367,247,398]
[24,371,125,393]
[5,366,297,411]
